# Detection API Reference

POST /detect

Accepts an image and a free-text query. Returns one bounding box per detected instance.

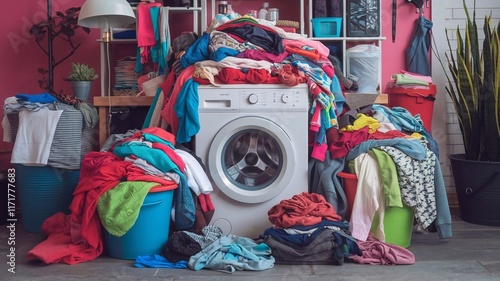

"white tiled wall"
[432,0,500,205]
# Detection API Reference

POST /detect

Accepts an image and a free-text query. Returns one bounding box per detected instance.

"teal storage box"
[15,164,80,233]
[312,17,342,37]
[104,187,174,260]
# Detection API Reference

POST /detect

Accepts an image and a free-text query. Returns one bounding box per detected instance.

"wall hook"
[405,0,424,9]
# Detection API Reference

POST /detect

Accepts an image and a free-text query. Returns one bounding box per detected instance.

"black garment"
[217,24,285,54]
[265,229,345,265]
[163,231,202,263]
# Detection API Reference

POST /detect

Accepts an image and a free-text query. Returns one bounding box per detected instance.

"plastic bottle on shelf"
[226,4,240,20]
[258,2,269,20]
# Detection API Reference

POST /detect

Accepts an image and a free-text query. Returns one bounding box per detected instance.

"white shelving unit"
[210,0,384,92]
[99,1,207,96]
[303,0,385,93]
[98,0,383,96]
[210,1,307,35]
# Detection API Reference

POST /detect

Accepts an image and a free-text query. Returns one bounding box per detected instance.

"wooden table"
[375,93,388,104]
[93,96,154,149]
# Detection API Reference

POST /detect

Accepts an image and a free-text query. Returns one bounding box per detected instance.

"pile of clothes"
[135,225,276,273]
[3,92,97,169]
[26,127,215,265]
[262,192,360,265]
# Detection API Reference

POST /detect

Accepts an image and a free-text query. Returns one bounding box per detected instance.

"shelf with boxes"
[306,0,385,94]
[99,0,207,96]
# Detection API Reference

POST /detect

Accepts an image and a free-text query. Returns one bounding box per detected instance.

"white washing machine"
[195,83,310,239]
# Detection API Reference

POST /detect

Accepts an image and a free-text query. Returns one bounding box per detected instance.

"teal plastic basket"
[312,17,342,37]
[104,188,174,260]
[15,164,80,233]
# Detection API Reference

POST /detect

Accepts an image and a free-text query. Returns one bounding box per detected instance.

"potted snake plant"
[440,0,500,226]
[65,63,98,101]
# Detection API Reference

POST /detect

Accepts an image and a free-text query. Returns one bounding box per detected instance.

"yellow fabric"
[410,132,423,139]
[341,113,380,133]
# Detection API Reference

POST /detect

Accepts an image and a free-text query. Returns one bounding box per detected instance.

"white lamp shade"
[78,0,136,28]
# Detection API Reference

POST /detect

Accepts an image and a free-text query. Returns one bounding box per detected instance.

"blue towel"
[134,255,188,268]
[16,92,57,103]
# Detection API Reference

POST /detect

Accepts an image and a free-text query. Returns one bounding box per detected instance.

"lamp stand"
[101,28,113,134]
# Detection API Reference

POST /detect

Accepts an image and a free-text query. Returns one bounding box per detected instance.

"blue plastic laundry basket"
[15,164,80,233]
[104,187,174,260]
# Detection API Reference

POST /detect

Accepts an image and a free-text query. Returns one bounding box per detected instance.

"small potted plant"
[66,63,98,101]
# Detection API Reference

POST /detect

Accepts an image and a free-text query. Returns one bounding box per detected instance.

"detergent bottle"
[258,2,269,20]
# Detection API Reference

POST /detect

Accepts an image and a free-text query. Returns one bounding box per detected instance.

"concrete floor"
[1,208,500,281]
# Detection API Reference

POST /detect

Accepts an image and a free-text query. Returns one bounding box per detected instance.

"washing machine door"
[208,116,295,204]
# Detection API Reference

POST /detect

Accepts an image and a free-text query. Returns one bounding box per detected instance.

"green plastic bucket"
[371,205,414,248]
[339,171,414,248]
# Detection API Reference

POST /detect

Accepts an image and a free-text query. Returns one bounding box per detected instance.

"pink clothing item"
[310,143,328,162]
[282,38,330,61]
[237,49,289,63]
[349,234,415,265]
[137,2,162,63]
[400,70,433,83]
[310,105,321,132]
[322,64,335,78]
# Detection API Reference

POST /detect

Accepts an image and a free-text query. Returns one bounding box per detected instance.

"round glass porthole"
[208,116,295,203]
[222,129,282,191]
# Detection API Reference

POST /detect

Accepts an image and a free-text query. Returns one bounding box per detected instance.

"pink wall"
[0,0,431,155]
[0,0,100,154]
[381,1,432,91]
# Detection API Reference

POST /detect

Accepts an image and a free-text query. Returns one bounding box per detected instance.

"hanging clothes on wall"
[406,15,433,76]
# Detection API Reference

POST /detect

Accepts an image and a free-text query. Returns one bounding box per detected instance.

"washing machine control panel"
[198,84,309,112]
[240,88,308,111]
[248,93,259,104]
[281,93,290,103]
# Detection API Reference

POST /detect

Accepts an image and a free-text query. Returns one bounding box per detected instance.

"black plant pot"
[449,154,500,226]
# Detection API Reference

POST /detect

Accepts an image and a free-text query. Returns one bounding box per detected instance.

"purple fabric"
[236,49,289,63]
[349,234,415,265]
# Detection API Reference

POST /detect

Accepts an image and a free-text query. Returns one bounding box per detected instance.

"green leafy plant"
[441,0,500,162]
[66,63,99,81]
